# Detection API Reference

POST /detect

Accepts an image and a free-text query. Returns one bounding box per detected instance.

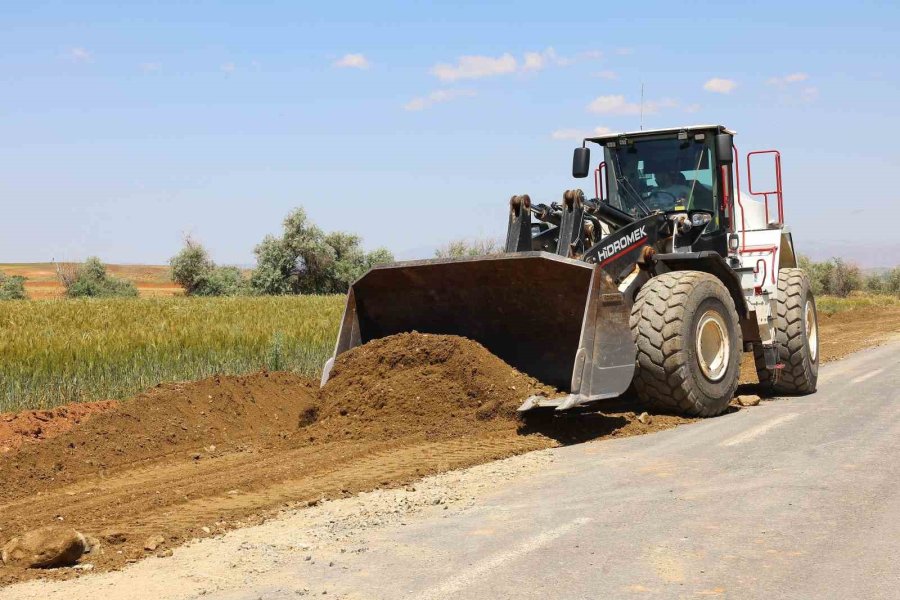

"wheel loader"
[321,125,819,417]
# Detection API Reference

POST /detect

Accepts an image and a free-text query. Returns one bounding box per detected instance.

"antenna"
[640,82,644,131]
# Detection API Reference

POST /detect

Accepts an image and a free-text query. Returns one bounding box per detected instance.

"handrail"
[594,162,607,201]
[747,150,784,225]
[732,144,745,251]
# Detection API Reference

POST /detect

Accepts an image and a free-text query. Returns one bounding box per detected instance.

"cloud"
[587,95,676,115]
[431,53,518,82]
[140,62,161,73]
[66,47,92,62]
[430,47,602,82]
[703,78,737,94]
[800,86,819,102]
[555,49,603,67]
[551,126,613,141]
[593,70,618,80]
[522,48,558,72]
[220,62,236,73]
[333,53,370,69]
[403,89,476,111]
[767,72,809,86]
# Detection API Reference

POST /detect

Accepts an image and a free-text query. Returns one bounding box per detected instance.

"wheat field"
[0,295,344,412]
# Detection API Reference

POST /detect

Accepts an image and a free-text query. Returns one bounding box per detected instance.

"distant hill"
[800,241,900,270]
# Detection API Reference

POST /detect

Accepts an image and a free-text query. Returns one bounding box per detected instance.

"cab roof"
[584,124,735,144]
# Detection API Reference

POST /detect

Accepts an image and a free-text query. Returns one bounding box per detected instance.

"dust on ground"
[0,307,897,585]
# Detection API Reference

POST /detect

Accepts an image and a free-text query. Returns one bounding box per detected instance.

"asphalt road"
[250,341,900,600]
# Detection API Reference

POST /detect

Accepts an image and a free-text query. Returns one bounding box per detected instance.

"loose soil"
[0,307,897,585]
[0,402,118,454]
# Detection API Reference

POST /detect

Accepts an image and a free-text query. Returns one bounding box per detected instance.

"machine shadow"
[517,391,743,446]
[735,382,776,399]
[517,408,631,445]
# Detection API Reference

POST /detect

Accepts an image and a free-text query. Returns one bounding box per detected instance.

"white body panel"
[733,191,769,233]
[733,191,787,347]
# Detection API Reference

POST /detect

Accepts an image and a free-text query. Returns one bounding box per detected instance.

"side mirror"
[573,147,591,178]
[715,133,734,164]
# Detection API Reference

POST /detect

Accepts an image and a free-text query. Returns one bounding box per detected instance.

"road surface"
[4,341,898,599]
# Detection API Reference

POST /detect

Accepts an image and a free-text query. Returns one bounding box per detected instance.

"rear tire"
[754,268,819,394]
[630,271,743,417]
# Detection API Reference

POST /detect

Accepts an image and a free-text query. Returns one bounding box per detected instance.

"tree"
[170,237,215,295]
[865,272,886,294]
[798,255,865,297]
[434,238,502,259]
[63,257,138,298]
[825,258,861,297]
[798,255,826,296]
[249,207,394,295]
[886,267,900,295]
[169,237,247,296]
[0,272,28,300]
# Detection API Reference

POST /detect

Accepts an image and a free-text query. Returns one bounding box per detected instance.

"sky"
[2,1,899,267]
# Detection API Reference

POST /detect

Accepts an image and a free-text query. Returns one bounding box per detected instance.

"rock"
[1,526,87,568]
[83,536,102,555]
[143,535,165,551]
[736,394,761,407]
[157,549,173,558]
[101,532,127,545]
[637,412,652,425]
[73,563,94,571]
[201,526,211,534]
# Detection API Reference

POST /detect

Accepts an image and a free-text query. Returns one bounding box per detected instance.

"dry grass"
[816,292,900,315]
[0,263,181,299]
[0,295,344,412]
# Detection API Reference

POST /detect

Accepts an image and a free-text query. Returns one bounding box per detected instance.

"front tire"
[754,268,819,394]
[630,271,743,417]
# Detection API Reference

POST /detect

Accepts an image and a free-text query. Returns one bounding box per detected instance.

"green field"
[0,295,344,412]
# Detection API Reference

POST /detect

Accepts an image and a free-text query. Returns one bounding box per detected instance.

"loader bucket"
[321,251,635,408]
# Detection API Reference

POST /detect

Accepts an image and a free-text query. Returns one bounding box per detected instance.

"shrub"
[169,238,247,296]
[435,238,502,258]
[798,255,862,297]
[865,273,886,294]
[0,272,28,300]
[195,265,247,296]
[170,237,215,295]
[63,257,139,298]
[250,207,393,295]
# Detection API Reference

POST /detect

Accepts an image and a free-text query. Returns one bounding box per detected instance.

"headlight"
[691,212,712,227]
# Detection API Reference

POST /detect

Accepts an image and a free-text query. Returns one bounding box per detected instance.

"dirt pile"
[0,402,117,453]
[314,333,557,442]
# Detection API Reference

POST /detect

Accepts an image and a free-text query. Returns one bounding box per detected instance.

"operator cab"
[573,125,736,254]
